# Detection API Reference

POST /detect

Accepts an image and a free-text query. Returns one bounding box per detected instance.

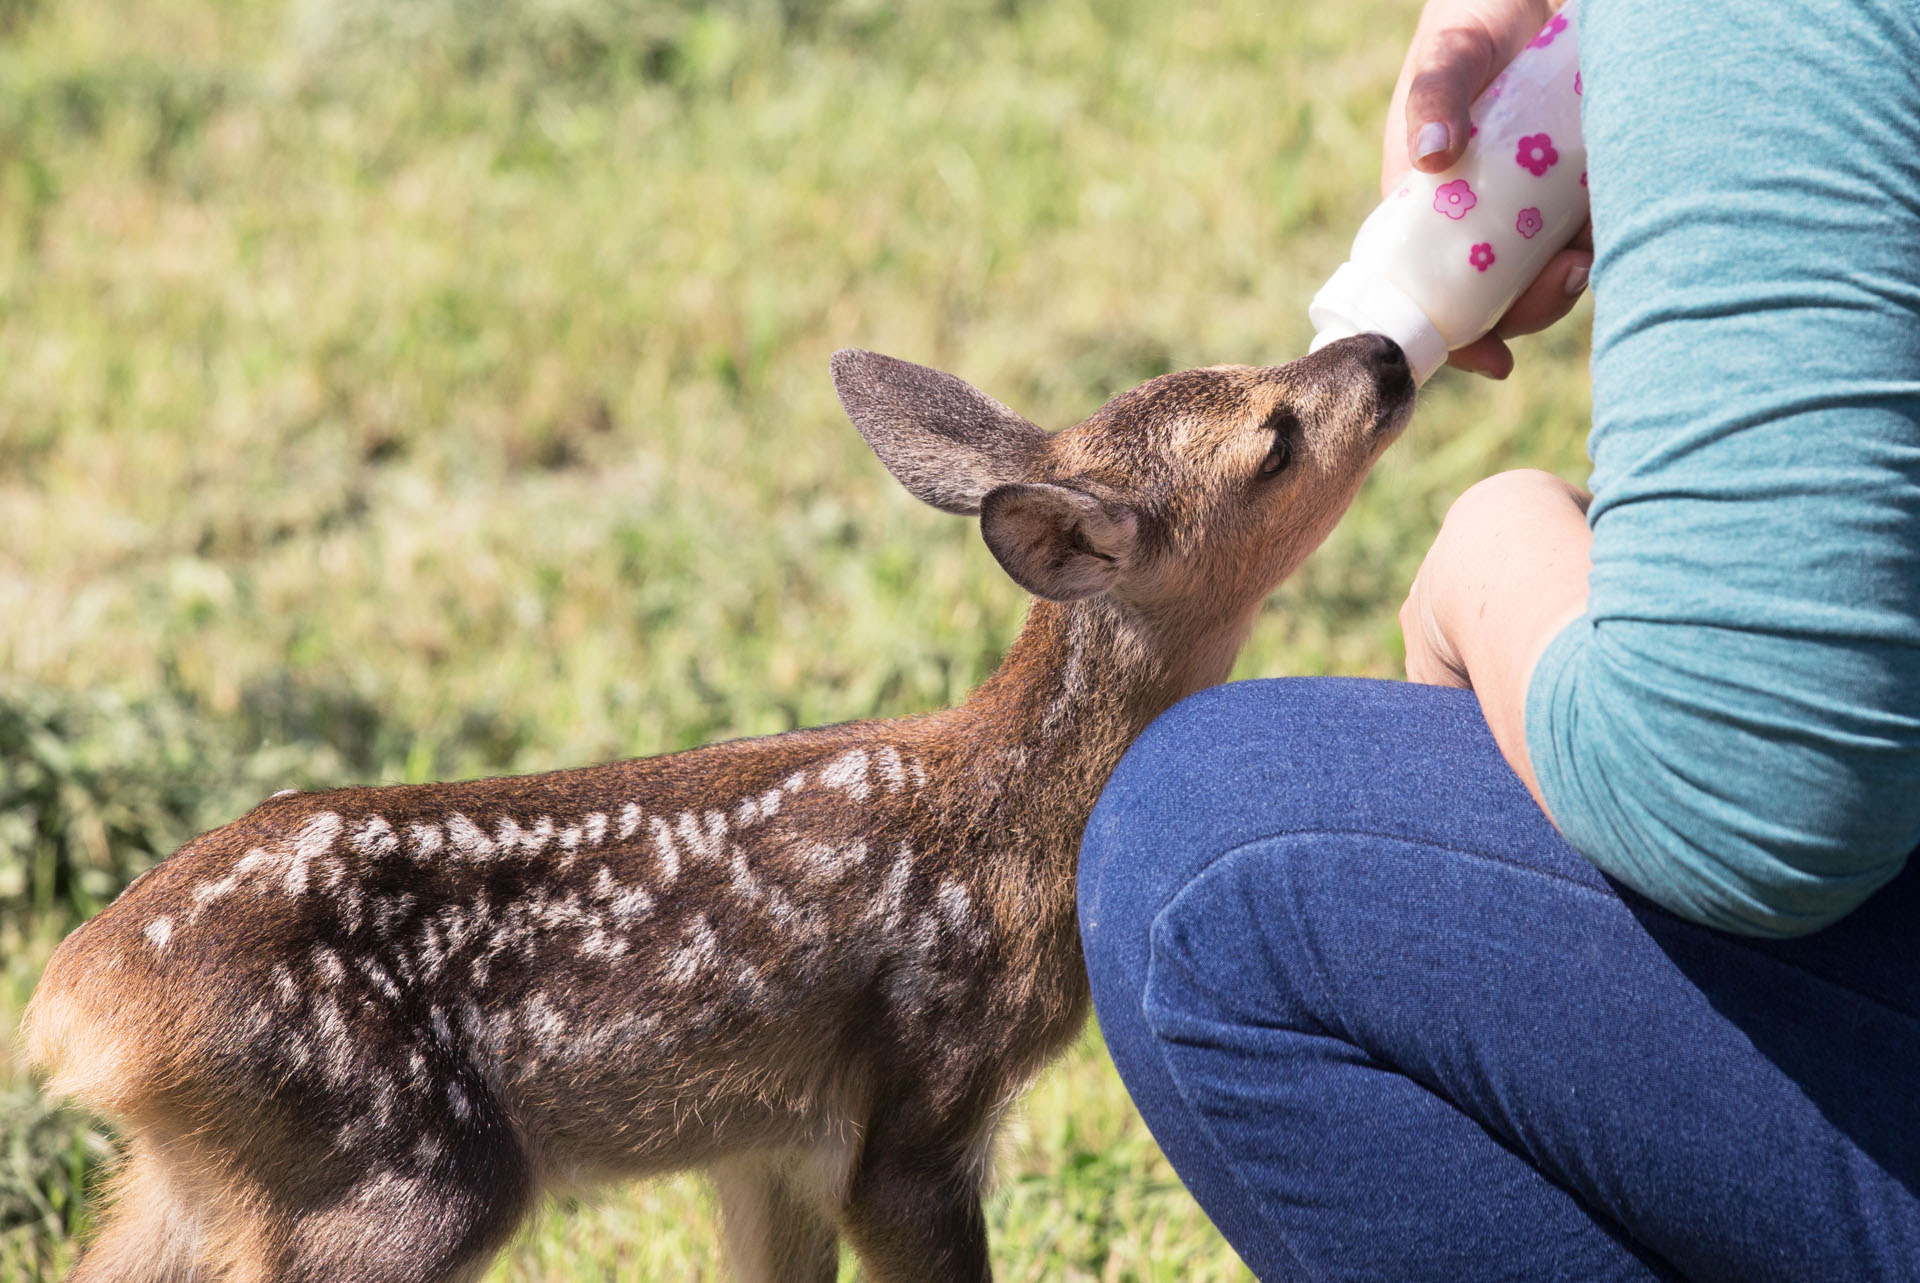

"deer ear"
[979,482,1139,602]
[831,349,1047,515]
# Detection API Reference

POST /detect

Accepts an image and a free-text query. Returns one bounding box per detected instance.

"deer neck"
[942,593,1254,876]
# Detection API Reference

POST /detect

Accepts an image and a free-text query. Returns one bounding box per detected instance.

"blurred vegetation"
[0,0,1592,1276]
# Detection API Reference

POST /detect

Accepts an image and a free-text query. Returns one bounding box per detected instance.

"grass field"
[0,0,1593,1276]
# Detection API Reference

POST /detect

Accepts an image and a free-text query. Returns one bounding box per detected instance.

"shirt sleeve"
[1524,0,1920,936]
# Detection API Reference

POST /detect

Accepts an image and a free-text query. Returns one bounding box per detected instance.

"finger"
[1447,335,1514,380]
[1381,18,1492,185]
[1402,23,1497,175]
[1488,247,1594,341]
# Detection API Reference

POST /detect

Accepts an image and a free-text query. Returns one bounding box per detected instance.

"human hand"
[1400,469,1593,804]
[1400,468,1591,689]
[1381,0,1594,380]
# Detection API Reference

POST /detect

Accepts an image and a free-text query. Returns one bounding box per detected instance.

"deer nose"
[1366,334,1408,375]
[1365,333,1413,398]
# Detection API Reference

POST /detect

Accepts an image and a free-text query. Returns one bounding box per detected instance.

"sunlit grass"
[0,0,1592,1275]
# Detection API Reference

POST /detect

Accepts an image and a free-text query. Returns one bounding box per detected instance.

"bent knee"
[1080,677,1557,985]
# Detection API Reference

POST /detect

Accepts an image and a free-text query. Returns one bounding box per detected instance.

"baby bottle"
[1309,1,1587,384]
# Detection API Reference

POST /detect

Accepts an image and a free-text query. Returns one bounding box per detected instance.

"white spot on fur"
[312,947,346,986]
[888,911,945,1007]
[664,914,718,987]
[735,796,760,827]
[536,891,586,932]
[610,883,654,925]
[358,955,402,1002]
[286,811,342,895]
[938,880,972,931]
[819,749,871,801]
[525,816,554,854]
[910,758,928,788]
[876,746,907,792]
[674,810,725,864]
[351,815,399,859]
[649,816,681,886]
[800,838,868,883]
[759,787,783,818]
[445,813,495,861]
[314,996,353,1085]
[438,902,476,954]
[493,816,528,856]
[457,999,487,1045]
[522,992,567,1044]
[191,870,244,916]
[430,1006,454,1048]
[144,917,173,950]
[559,825,582,851]
[764,885,802,931]
[865,844,915,937]
[447,1080,472,1122]
[273,964,299,1008]
[729,847,763,902]
[584,811,610,846]
[783,771,807,792]
[414,921,445,978]
[409,822,445,862]
[580,929,629,960]
[617,802,642,840]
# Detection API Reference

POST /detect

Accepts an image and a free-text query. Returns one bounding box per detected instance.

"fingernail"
[1564,263,1590,296]
[1414,121,1450,162]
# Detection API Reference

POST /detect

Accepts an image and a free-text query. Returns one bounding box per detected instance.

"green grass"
[0,0,1594,1276]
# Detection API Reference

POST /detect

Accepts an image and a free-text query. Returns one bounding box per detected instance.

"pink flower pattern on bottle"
[1313,4,1586,372]
[1434,179,1477,220]
[1516,133,1558,176]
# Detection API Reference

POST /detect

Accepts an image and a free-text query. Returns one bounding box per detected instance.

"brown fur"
[24,337,1413,1282]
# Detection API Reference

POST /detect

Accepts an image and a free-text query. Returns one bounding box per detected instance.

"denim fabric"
[1079,678,1920,1282]
[1525,0,1920,935]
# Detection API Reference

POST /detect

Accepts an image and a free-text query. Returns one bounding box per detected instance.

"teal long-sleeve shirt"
[1523,0,1920,936]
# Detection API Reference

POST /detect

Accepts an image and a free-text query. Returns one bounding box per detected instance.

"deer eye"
[1259,411,1295,478]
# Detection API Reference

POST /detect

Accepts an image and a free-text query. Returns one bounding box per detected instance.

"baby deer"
[25,335,1413,1283]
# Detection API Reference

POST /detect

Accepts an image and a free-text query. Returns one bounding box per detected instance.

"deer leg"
[712,1154,841,1283]
[268,1121,534,1283]
[836,1146,991,1283]
[65,1141,205,1283]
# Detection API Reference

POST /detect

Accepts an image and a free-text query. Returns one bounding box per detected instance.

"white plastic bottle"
[1310,2,1588,384]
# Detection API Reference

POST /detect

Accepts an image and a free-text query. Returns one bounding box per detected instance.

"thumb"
[1402,23,1496,173]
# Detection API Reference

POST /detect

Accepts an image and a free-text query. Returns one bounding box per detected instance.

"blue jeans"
[1078,679,1920,1281]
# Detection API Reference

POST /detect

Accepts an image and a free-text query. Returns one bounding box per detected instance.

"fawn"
[24,335,1414,1282]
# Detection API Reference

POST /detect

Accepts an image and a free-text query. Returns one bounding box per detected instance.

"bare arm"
[1399,469,1591,810]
